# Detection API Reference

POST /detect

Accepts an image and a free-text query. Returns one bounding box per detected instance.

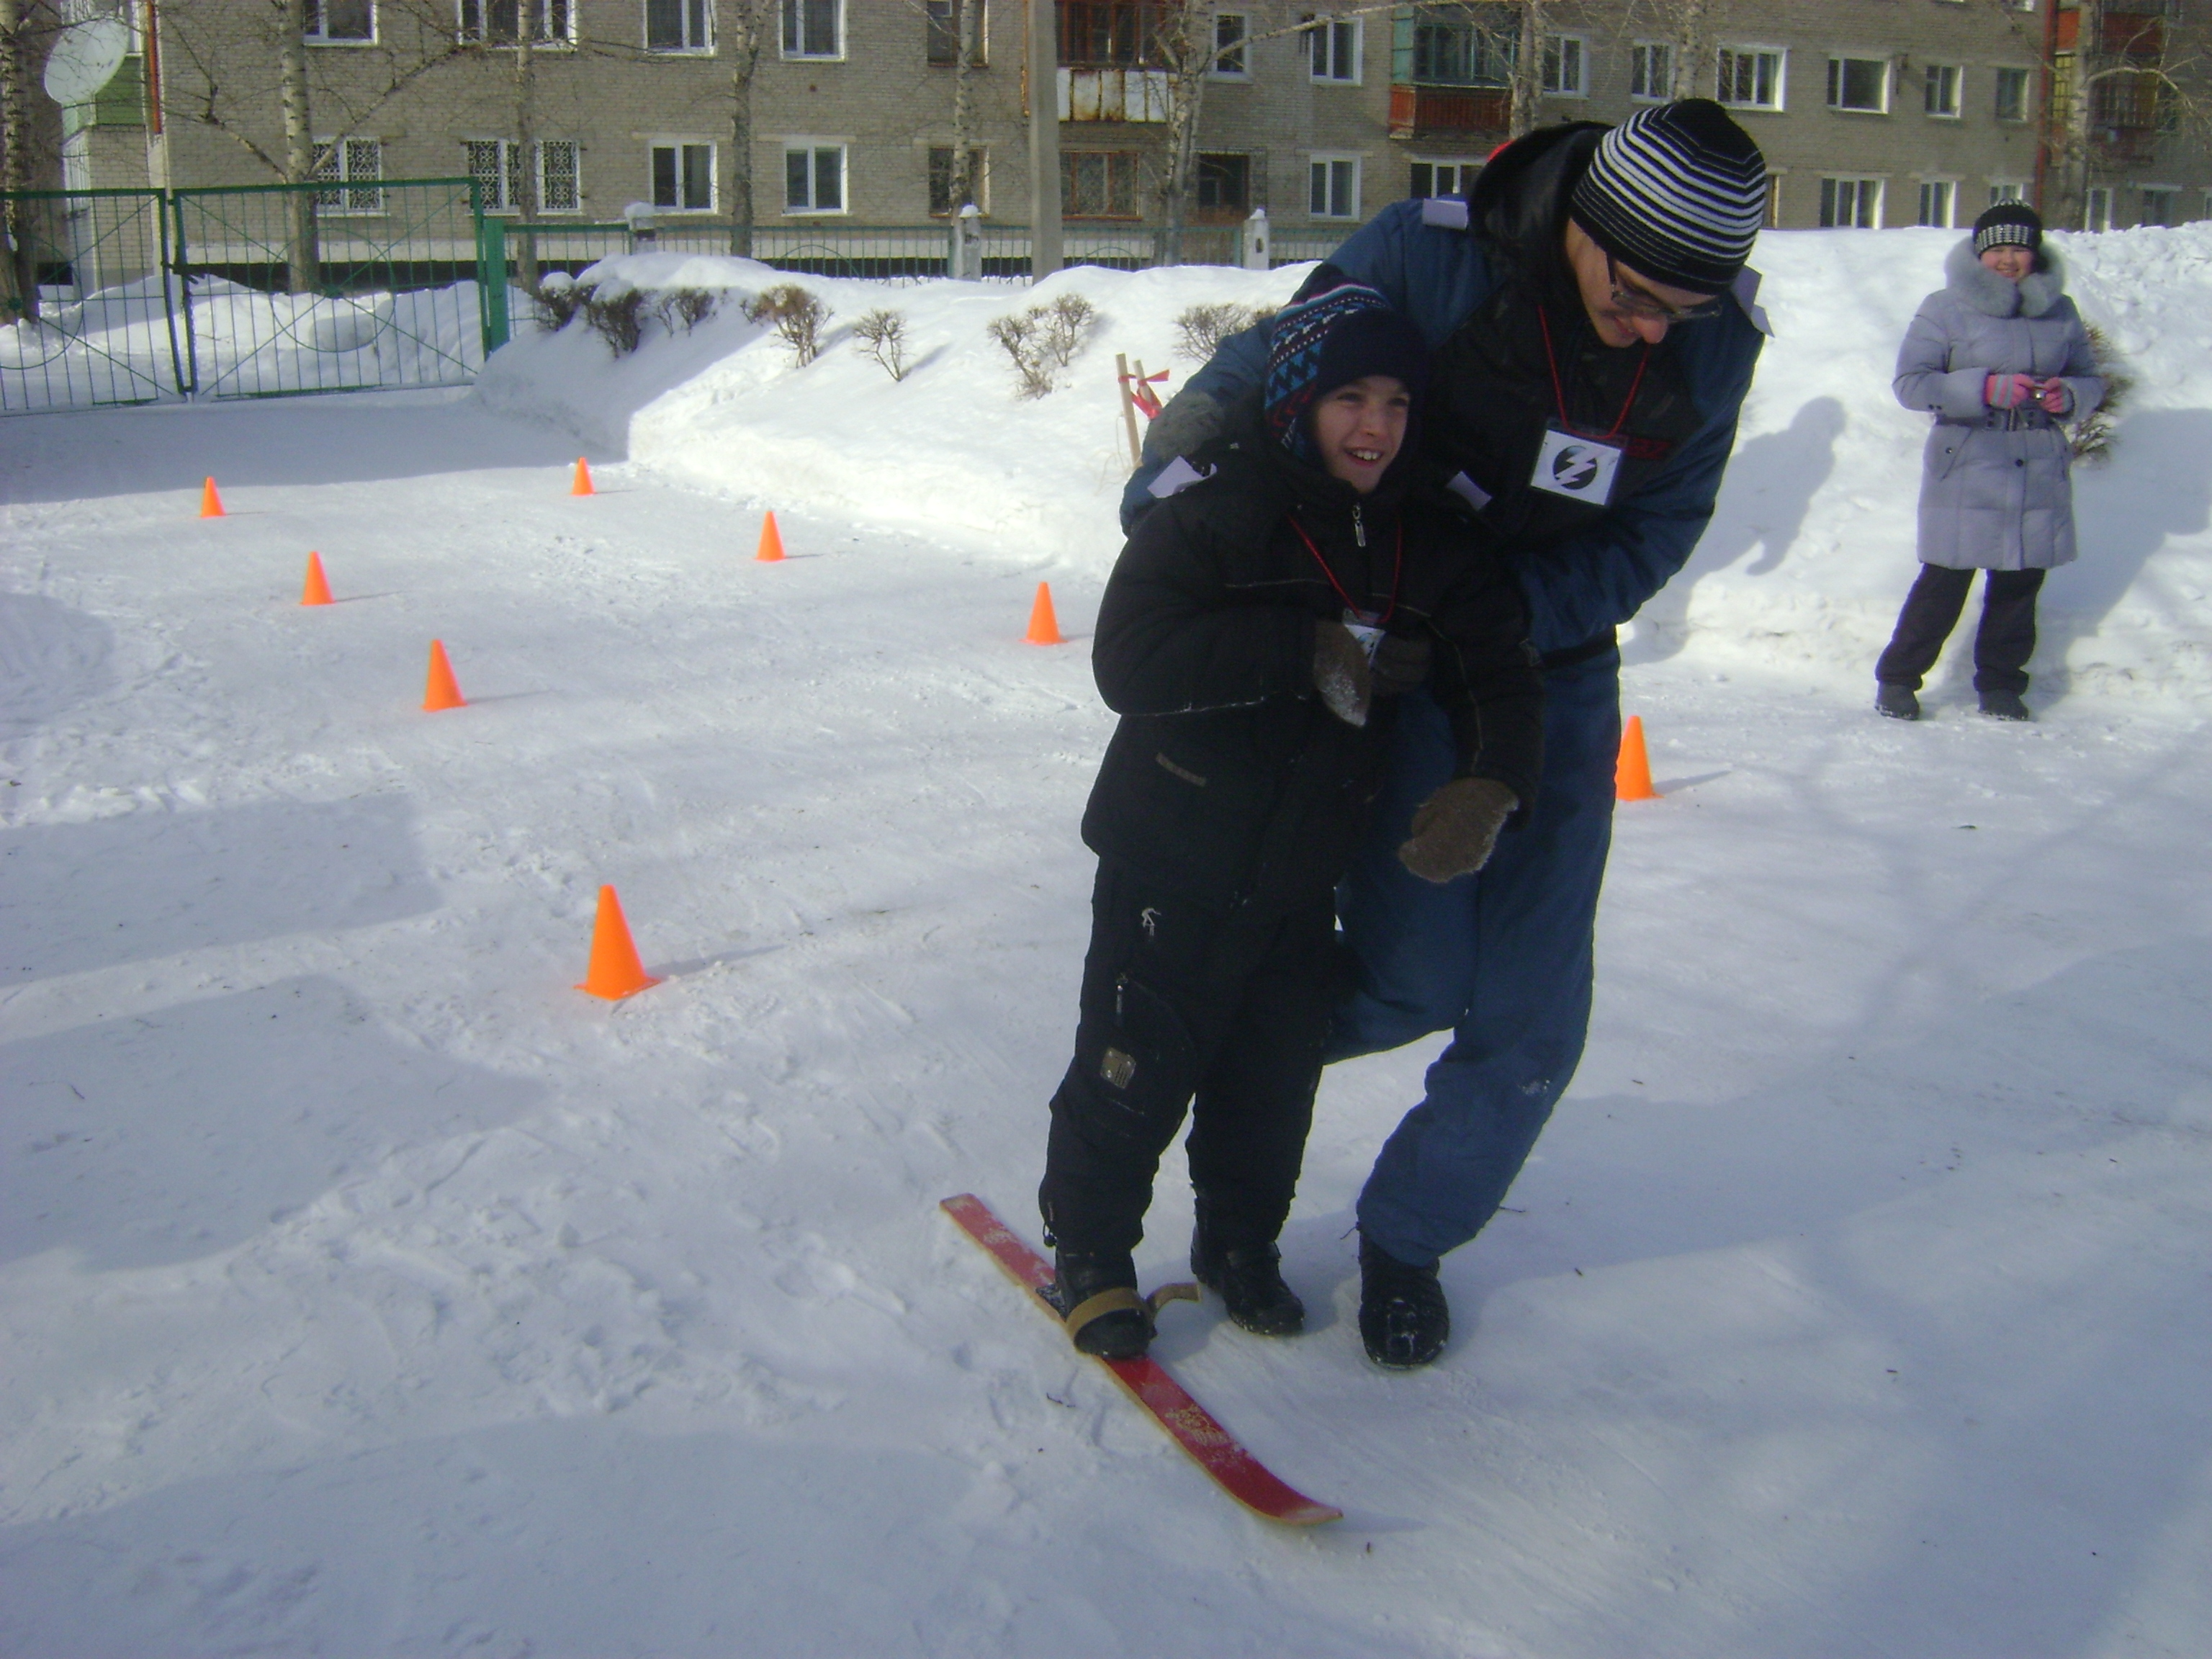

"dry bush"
[656,288,717,334]
[582,286,647,356]
[534,271,585,333]
[1172,302,1274,361]
[744,283,832,366]
[986,310,1055,399]
[2070,323,2133,466]
[1037,292,1097,367]
[853,307,912,381]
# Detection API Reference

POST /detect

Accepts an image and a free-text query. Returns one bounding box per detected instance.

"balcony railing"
[1388,84,1511,142]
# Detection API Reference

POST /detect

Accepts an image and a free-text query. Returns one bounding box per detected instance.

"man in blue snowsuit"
[1123,101,1771,1367]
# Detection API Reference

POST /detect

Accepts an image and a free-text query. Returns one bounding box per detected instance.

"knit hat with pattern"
[1974,202,2044,255]
[1262,283,1429,464]
[1568,99,1767,295]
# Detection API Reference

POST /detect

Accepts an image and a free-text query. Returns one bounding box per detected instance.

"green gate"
[0,187,181,411]
[2,177,498,413]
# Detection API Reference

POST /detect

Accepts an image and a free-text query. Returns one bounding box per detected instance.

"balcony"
[1058,66,1171,122]
[1388,84,1511,143]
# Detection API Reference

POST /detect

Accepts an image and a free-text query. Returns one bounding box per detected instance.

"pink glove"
[1984,373,2038,410]
[2036,378,2072,415]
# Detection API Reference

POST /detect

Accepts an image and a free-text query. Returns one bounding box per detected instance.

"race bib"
[1341,609,1385,666]
[1531,427,1624,507]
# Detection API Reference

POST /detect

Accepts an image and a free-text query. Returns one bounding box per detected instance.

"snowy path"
[3,391,2210,1658]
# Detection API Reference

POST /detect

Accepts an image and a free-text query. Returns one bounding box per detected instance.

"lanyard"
[1536,304,1650,441]
[1287,511,1403,626]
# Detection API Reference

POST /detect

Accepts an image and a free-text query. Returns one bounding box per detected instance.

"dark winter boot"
[1358,1234,1449,1370]
[1875,683,1920,721]
[1046,1249,1153,1359]
[1191,1223,1305,1337]
[1977,688,2032,721]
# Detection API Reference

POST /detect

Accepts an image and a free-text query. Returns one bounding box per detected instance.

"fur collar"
[1946,237,2069,318]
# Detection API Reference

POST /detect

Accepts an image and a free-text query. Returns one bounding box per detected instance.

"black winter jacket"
[1082,423,1545,917]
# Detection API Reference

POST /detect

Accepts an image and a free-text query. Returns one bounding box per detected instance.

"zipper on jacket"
[1353,503,1367,548]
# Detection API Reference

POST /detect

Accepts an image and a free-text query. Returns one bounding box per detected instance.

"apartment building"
[41,1,2212,240]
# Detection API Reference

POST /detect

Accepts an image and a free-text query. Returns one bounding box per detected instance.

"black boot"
[1046,1249,1152,1359]
[1192,1221,1305,1336]
[1875,683,1920,721]
[1358,1234,1449,1370]
[1978,688,2031,721]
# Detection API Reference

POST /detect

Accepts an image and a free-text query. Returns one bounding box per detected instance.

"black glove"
[1398,777,1519,884]
[1371,633,1431,699]
[1311,621,1372,728]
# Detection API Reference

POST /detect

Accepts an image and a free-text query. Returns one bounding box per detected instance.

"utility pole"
[1026,0,1060,280]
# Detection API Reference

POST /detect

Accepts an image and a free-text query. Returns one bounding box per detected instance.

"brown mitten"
[1312,621,1372,728]
[1398,777,1519,884]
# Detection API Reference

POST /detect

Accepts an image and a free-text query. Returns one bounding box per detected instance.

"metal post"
[953,201,983,279]
[1241,207,1269,271]
[476,196,510,356]
[1025,0,1061,282]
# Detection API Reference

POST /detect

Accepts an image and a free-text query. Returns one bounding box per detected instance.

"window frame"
[1628,40,1672,102]
[644,0,714,53]
[781,140,848,216]
[1192,150,1252,215]
[1818,175,1884,229]
[2083,186,2113,232]
[465,138,524,214]
[1992,66,2031,123]
[648,138,719,213]
[1303,14,1362,85]
[782,0,843,61]
[1825,54,1890,115]
[1210,11,1250,79]
[2139,185,2177,227]
[1408,158,1480,200]
[1923,63,1961,119]
[1716,45,1786,112]
[1541,32,1587,98]
[1987,181,2026,208]
[1308,151,1362,220]
[311,135,385,215]
[457,1,576,46]
[1061,149,1144,220]
[925,1,986,68]
[536,138,581,213]
[1915,178,1956,228]
[305,0,376,45]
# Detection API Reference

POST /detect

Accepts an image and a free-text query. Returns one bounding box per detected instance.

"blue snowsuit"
[1121,125,1766,1266]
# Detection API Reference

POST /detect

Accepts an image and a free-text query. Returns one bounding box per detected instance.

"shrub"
[986,310,1055,399]
[656,288,718,334]
[535,271,585,333]
[1037,292,1097,367]
[2070,323,2133,467]
[853,307,912,381]
[744,283,832,366]
[1172,301,1274,361]
[582,285,647,356]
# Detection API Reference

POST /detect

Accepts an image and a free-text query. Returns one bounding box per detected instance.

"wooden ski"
[940,1193,1342,1527]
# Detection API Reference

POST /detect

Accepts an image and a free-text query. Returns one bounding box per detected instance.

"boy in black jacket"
[1039,284,1544,1361]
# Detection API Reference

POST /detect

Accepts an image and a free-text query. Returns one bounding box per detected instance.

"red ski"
[940,1193,1341,1527]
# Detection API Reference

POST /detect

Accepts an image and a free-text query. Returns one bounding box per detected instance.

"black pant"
[1039,862,1336,1258]
[1876,564,2047,697]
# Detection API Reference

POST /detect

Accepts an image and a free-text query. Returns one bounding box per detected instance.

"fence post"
[952,202,982,279]
[1241,207,1270,271]
[476,202,510,356]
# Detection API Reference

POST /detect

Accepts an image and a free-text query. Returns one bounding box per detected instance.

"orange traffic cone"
[571,457,595,496]
[300,552,333,606]
[423,639,467,711]
[1025,582,1063,646]
[199,477,226,518]
[1616,714,1660,801]
[755,511,786,563]
[576,884,661,1000]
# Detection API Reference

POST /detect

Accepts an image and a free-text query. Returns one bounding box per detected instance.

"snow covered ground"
[2,227,2210,1657]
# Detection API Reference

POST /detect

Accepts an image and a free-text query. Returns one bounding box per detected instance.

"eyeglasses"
[1604,254,1724,324]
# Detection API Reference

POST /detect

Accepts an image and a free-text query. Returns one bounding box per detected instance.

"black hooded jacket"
[1082,412,1545,916]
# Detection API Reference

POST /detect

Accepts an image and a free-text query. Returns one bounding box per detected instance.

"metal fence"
[3,176,486,413]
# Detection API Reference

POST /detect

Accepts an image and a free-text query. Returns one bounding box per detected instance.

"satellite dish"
[42,15,134,109]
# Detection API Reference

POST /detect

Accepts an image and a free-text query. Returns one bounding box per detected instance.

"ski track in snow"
[1,241,2210,1656]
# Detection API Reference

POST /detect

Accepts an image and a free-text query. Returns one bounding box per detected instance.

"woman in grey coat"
[1875,202,2104,721]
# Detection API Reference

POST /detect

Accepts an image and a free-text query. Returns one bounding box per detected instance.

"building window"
[1410,6,1512,86]
[1062,150,1142,218]
[467,140,523,212]
[1917,179,1955,227]
[927,145,986,214]
[1061,2,1161,67]
[1827,56,1888,114]
[1194,152,1250,213]
[783,143,844,213]
[1408,159,1477,199]
[2140,186,2175,226]
[1819,176,1882,228]
[307,1,374,42]
[1993,66,2030,122]
[926,1,985,67]
[458,1,573,43]
[1988,181,2026,207]
[1629,41,1671,101]
[1305,15,1360,84]
[1924,64,1960,117]
[1542,35,1585,97]
[1717,47,1784,111]
[312,137,384,212]
[539,139,580,211]
[2083,186,2112,230]
[1309,154,1360,218]
[649,142,716,210]
[783,0,840,58]
[1211,12,1249,78]
[647,0,711,52]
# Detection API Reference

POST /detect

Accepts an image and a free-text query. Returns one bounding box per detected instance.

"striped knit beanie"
[1568,99,1766,295]
[1974,202,2043,255]
[1263,283,1428,464]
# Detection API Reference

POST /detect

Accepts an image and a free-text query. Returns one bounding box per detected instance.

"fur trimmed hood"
[1946,236,2071,319]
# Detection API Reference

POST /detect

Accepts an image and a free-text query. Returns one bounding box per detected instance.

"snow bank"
[475,226,2212,702]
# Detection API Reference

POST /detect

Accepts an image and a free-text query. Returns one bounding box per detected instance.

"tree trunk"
[1509,0,1547,138]
[727,2,764,256]
[1671,0,1710,101]
[0,0,41,320]
[513,6,539,290]
[1158,6,1209,266]
[950,0,979,210]
[276,0,320,293]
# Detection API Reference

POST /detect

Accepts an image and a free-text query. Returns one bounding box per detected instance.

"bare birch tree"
[0,0,58,318]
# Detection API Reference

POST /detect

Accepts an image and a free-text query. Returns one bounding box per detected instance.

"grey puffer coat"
[1894,239,2103,570]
